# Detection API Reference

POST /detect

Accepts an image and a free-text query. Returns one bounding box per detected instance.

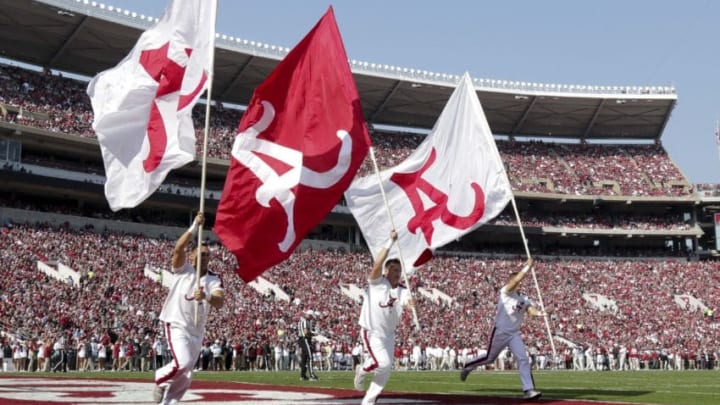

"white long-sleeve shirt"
[159,263,223,337]
[358,276,409,338]
[494,286,532,334]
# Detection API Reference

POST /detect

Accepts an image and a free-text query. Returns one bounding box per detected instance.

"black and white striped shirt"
[297,316,310,338]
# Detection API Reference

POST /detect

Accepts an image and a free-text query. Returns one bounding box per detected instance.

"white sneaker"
[523,389,542,400]
[152,385,166,404]
[354,367,366,391]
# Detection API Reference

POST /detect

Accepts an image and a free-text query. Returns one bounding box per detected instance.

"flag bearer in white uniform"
[153,213,224,404]
[460,258,544,401]
[354,230,413,405]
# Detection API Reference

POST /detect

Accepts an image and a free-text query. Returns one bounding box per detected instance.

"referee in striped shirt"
[298,310,318,380]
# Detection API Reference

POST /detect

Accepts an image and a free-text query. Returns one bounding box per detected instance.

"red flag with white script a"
[215,7,371,282]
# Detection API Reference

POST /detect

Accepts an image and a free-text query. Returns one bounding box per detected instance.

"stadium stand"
[1,216,718,372]
[0,64,694,198]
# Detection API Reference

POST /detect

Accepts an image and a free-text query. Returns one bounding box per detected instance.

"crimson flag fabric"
[215,7,371,282]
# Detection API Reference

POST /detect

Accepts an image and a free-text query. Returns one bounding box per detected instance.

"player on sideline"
[354,230,414,405]
[460,257,544,401]
[153,213,225,404]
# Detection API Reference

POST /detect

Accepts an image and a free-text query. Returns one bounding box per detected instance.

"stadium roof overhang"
[0,0,677,141]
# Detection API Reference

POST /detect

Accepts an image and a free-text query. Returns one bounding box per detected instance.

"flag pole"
[507,196,557,363]
[368,147,421,331]
[195,0,218,325]
[480,106,558,364]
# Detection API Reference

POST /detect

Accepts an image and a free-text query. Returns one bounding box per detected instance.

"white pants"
[463,328,535,391]
[573,354,583,370]
[585,354,595,370]
[357,329,394,405]
[619,353,627,370]
[154,323,203,405]
[537,355,546,370]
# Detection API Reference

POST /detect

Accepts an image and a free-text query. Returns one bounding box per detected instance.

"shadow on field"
[543,388,653,398]
[464,387,653,399]
[382,390,635,404]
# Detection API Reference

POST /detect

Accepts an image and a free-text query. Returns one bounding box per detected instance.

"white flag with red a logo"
[214,7,371,282]
[345,73,512,272]
[87,0,213,211]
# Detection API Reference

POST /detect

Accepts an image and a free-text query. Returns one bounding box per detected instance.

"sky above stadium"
[108,0,720,184]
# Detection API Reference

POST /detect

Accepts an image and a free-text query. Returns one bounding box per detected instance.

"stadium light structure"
[63,0,678,97]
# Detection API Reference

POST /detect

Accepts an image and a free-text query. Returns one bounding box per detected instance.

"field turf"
[18,369,716,404]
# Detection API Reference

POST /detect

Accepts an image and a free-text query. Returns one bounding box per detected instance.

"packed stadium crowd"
[1,219,718,374]
[491,212,693,231]
[0,60,715,377]
[0,64,692,198]
[695,183,720,197]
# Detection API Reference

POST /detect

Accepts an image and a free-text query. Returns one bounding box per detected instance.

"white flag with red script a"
[345,73,512,272]
[87,0,213,211]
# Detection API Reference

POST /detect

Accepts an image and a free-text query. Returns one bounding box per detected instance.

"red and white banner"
[345,73,512,272]
[673,294,707,312]
[214,7,371,282]
[87,0,213,211]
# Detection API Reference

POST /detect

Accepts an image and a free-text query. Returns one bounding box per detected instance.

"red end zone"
[0,375,624,404]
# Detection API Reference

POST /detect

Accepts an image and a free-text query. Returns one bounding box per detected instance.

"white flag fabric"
[345,73,512,272]
[87,0,214,211]
[715,123,720,161]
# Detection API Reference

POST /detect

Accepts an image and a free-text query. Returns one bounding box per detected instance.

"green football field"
[203,369,717,404]
[18,369,716,405]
